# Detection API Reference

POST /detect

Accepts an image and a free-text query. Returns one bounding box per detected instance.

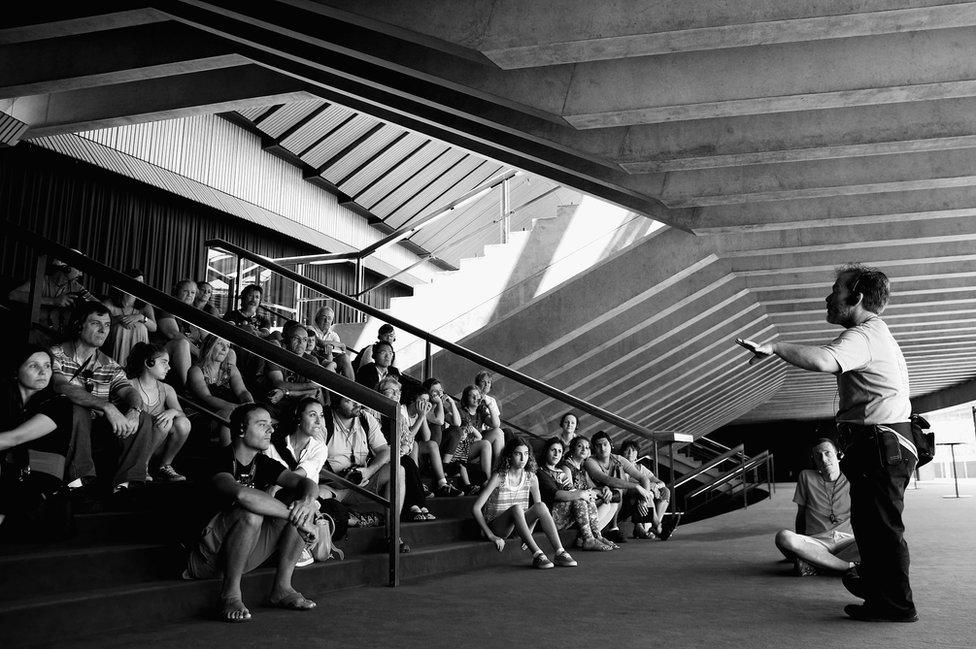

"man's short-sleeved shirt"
[206,445,284,511]
[325,410,386,473]
[793,469,852,536]
[821,316,911,425]
[266,352,321,385]
[264,434,329,482]
[50,345,129,403]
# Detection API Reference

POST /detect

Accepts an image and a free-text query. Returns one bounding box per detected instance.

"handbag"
[910,414,936,468]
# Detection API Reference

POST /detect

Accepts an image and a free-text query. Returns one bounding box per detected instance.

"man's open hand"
[735,338,773,365]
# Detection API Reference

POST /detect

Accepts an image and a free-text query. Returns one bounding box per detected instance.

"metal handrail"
[672,444,744,489]
[206,238,688,445]
[686,451,770,501]
[177,393,390,506]
[5,221,403,584]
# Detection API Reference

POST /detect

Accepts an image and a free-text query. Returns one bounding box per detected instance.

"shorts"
[805,529,859,560]
[186,507,288,579]
[322,465,388,507]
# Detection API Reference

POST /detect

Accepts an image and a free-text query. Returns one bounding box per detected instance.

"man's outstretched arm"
[736,339,840,373]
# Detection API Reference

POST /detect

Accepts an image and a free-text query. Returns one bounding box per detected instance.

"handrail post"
[233,253,243,312]
[668,442,676,514]
[742,457,749,509]
[354,258,364,321]
[652,441,659,480]
[387,411,400,587]
[423,340,432,381]
[25,254,47,345]
[500,178,511,244]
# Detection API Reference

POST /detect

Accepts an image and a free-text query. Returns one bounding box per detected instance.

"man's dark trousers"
[840,424,917,617]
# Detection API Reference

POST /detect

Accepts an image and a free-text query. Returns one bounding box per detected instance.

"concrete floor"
[43,479,976,649]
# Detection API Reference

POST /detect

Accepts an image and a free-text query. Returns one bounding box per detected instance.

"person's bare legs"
[524,502,566,555]
[376,463,406,520]
[268,523,316,609]
[488,506,542,555]
[158,416,191,467]
[220,510,263,621]
[165,338,192,388]
[482,427,504,468]
[775,530,852,572]
[421,440,449,485]
[469,440,492,479]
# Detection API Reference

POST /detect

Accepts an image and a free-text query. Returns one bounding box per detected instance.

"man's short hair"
[69,302,110,338]
[282,320,307,340]
[591,430,612,447]
[378,324,394,336]
[619,439,640,456]
[421,377,441,392]
[372,340,394,355]
[172,278,195,294]
[837,263,890,314]
[474,370,492,385]
[229,403,267,438]
[240,283,262,299]
[560,412,578,427]
[811,437,838,453]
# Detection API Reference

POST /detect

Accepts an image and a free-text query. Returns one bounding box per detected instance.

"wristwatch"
[284,389,290,397]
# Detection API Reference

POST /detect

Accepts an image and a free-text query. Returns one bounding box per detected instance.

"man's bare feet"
[221,597,251,623]
[269,588,316,610]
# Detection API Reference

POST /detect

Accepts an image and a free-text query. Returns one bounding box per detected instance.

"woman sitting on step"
[0,345,73,541]
[472,437,578,570]
[126,343,191,482]
[536,437,615,551]
[380,378,435,521]
[186,335,254,446]
[560,436,620,548]
[442,385,494,493]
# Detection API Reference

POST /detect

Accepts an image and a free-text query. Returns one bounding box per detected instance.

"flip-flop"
[220,598,252,623]
[420,508,436,520]
[269,591,316,611]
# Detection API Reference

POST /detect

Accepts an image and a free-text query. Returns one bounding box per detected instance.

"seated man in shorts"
[184,403,320,622]
[775,438,860,576]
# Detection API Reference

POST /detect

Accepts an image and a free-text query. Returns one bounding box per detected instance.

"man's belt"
[837,421,917,461]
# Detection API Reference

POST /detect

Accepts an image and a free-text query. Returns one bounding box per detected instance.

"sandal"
[420,508,436,520]
[408,506,427,521]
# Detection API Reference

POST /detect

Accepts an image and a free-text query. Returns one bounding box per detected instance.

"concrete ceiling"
[3,2,976,428]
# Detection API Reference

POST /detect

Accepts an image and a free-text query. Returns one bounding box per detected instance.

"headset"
[145,357,156,368]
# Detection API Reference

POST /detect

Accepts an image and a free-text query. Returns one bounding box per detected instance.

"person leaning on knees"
[183,403,319,623]
[775,438,859,577]
[737,263,918,623]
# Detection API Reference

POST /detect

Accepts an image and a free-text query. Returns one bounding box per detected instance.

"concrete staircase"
[0,489,579,646]
[333,197,662,371]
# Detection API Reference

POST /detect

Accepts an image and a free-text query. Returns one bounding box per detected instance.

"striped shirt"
[51,344,129,403]
[482,470,532,522]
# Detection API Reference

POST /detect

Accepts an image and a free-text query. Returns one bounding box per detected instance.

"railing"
[684,451,773,512]
[4,221,404,586]
[205,238,689,447]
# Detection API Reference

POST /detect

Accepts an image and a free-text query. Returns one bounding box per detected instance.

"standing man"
[737,263,918,623]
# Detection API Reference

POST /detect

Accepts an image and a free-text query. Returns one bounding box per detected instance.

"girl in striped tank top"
[472,438,578,570]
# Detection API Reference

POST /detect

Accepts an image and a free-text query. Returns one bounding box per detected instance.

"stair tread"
[0,541,163,561]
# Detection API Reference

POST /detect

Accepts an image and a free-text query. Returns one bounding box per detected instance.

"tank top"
[482,470,531,522]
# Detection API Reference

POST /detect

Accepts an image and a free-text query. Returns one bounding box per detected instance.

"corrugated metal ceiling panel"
[301,113,380,169]
[368,146,468,218]
[236,104,271,122]
[338,130,429,196]
[258,100,327,138]
[355,140,452,212]
[322,123,403,181]
[385,158,499,229]
[282,103,355,153]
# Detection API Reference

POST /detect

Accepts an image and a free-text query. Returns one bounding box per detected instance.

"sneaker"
[632,525,652,540]
[844,604,918,623]
[463,484,481,496]
[532,553,554,570]
[156,464,187,482]
[794,558,818,577]
[658,513,681,541]
[296,548,314,567]
[434,483,463,497]
[604,529,626,544]
[553,550,578,567]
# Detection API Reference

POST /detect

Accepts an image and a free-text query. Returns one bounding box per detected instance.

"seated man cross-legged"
[775,438,859,576]
[184,403,320,622]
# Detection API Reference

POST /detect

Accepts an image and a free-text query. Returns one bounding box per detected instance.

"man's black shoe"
[658,513,681,541]
[604,529,626,543]
[844,604,918,623]
[842,568,867,599]
[68,485,103,514]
